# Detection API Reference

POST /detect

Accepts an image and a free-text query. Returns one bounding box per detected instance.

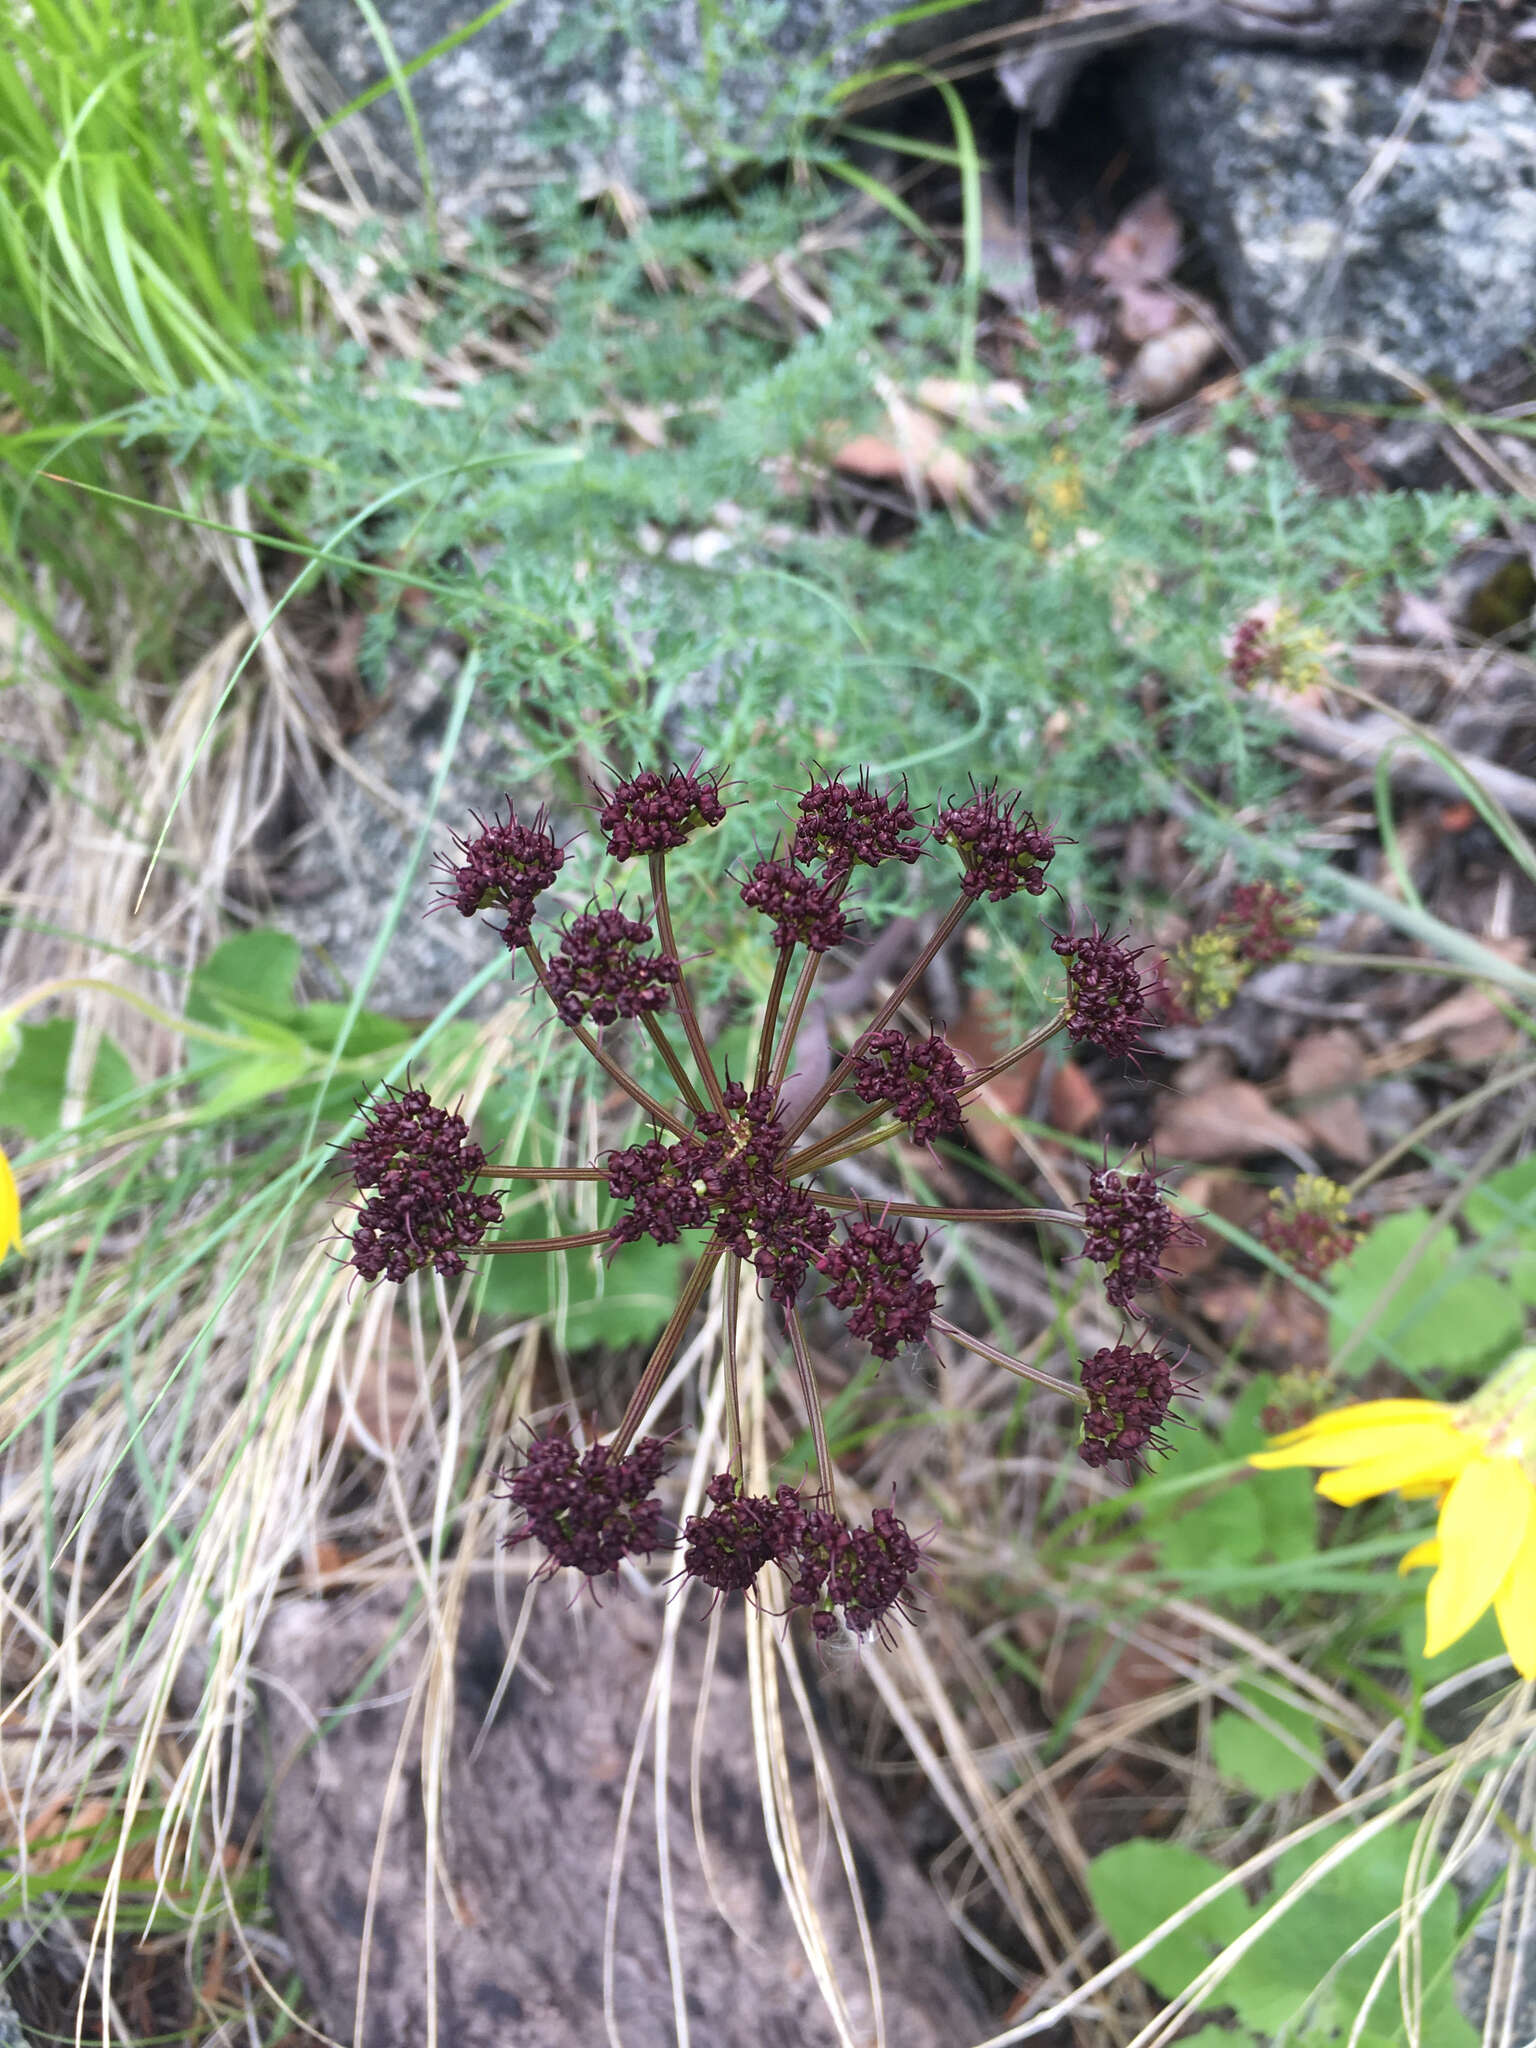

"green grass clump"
[0,0,297,634]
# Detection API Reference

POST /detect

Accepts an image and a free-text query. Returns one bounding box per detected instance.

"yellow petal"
[1495,1514,1536,1680]
[1258,1399,1450,1452]
[1399,1538,1441,1575]
[1315,1432,1476,1506]
[0,1142,21,1260]
[1425,1457,1535,1661]
[1250,1419,1469,1473]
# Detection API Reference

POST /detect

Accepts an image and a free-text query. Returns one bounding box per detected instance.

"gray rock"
[1132,44,1536,394]
[1000,0,1412,123]
[255,1582,987,2047]
[288,0,1026,213]
[276,634,567,1019]
[1451,1820,1536,2047]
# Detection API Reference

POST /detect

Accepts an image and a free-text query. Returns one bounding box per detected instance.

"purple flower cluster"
[817,1219,936,1358]
[605,1085,832,1303]
[1229,614,1267,690]
[499,1432,669,1578]
[681,1473,803,1594]
[681,1480,922,1640]
[781,1502,924,1642]
[544,910,680,1026]
[1052,926,1162,1060]
[604,1133,718,1245]
[1079,1165,1197,1311]
[597,765,727,860]
[851,1028,966,1144]
[1216,882,1318,966]
[1078,1342,1185,1469]
[791,771,925,877]
[436,803,564,948]
[346,1086,502,1283]
[738,858,849,953]
[934,786,1056,902]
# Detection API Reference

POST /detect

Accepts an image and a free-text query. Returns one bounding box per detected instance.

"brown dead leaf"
[1155,1079,1313,1164]
[1090,189,1183,290]
[947,993,1040,1168]
[1046,1058,1102,1136]
[1402,978,1522,1063]
[1121,319,1224,410]
[832,400,988,515]
[1160,1169,1269,1279]
[1282,1028,1373,1166]
[1019,1596,1205,1721]
[1198,1274,1330,1370]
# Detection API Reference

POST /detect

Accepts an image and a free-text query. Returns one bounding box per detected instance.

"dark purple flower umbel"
[499,1432,669,1579]
[1052,926,1162,1060]
[435,803,564,948]
[851,1028,965,1144]
[1079,1165,1198,1312]
[817,1219,937,1358]
[934,785,1056,902]
[791,771,925,878]
[544,909,680,1026]
[597,765,727,860]
[1078,1342,1187,1470]
[346,1085,502,1284]
[680,1474,802,1596]
[781,1503,923,1642]
[605,1132,719,1246]
[827,1508,923,1641]
[718,1173,834,1306]
[738,858,849,953]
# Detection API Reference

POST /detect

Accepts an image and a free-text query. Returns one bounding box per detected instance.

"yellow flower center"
[1457,1345,1536,1476]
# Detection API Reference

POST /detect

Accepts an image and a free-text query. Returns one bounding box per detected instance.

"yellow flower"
[0,1140,22,1261]
[1250,1351,1536,1680]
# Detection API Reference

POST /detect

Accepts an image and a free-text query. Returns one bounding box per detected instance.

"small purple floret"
[499,1432,669,1579]
[739,858,848,953]
[597,765,727,860]
[850,1029,966,1144]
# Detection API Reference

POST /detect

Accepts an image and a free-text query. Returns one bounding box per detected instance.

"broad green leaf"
[196,1051,316,1119]
[1463,1156,1536,1238]
[1209,1685,1324,1797]
[189,928,301,1018]
[1087,1840,1253,2004]
[476,1231,684,1353]
[0,1019,137,1140]
[1327,1210,1522,1377]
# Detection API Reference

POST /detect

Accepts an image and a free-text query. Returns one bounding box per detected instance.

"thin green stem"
[784,1100,885,1173]
[956,1008,1070,1098]
[478,1227,613,1254]
[929,1315,1087,1403]
[477,1164,609,1181]
[611,1241,725,1455]
[785,1006,1069,1175]
[753,945,794,1093]
[785,1308,837,1511]
[1345,1054,1536,1199]
[808,1194,1080,1227]
[649,852,725,1112]
[524,939,691,1138]
[642,1011,710,1117]
[768,946,827,1094]
[777,893,972,1151]
[723,1256,744,1474]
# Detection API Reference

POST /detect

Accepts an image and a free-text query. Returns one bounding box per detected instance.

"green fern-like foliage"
[125,183,1474,1026]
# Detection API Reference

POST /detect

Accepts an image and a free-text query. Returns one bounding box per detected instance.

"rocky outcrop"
[1129,44,1536,394]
